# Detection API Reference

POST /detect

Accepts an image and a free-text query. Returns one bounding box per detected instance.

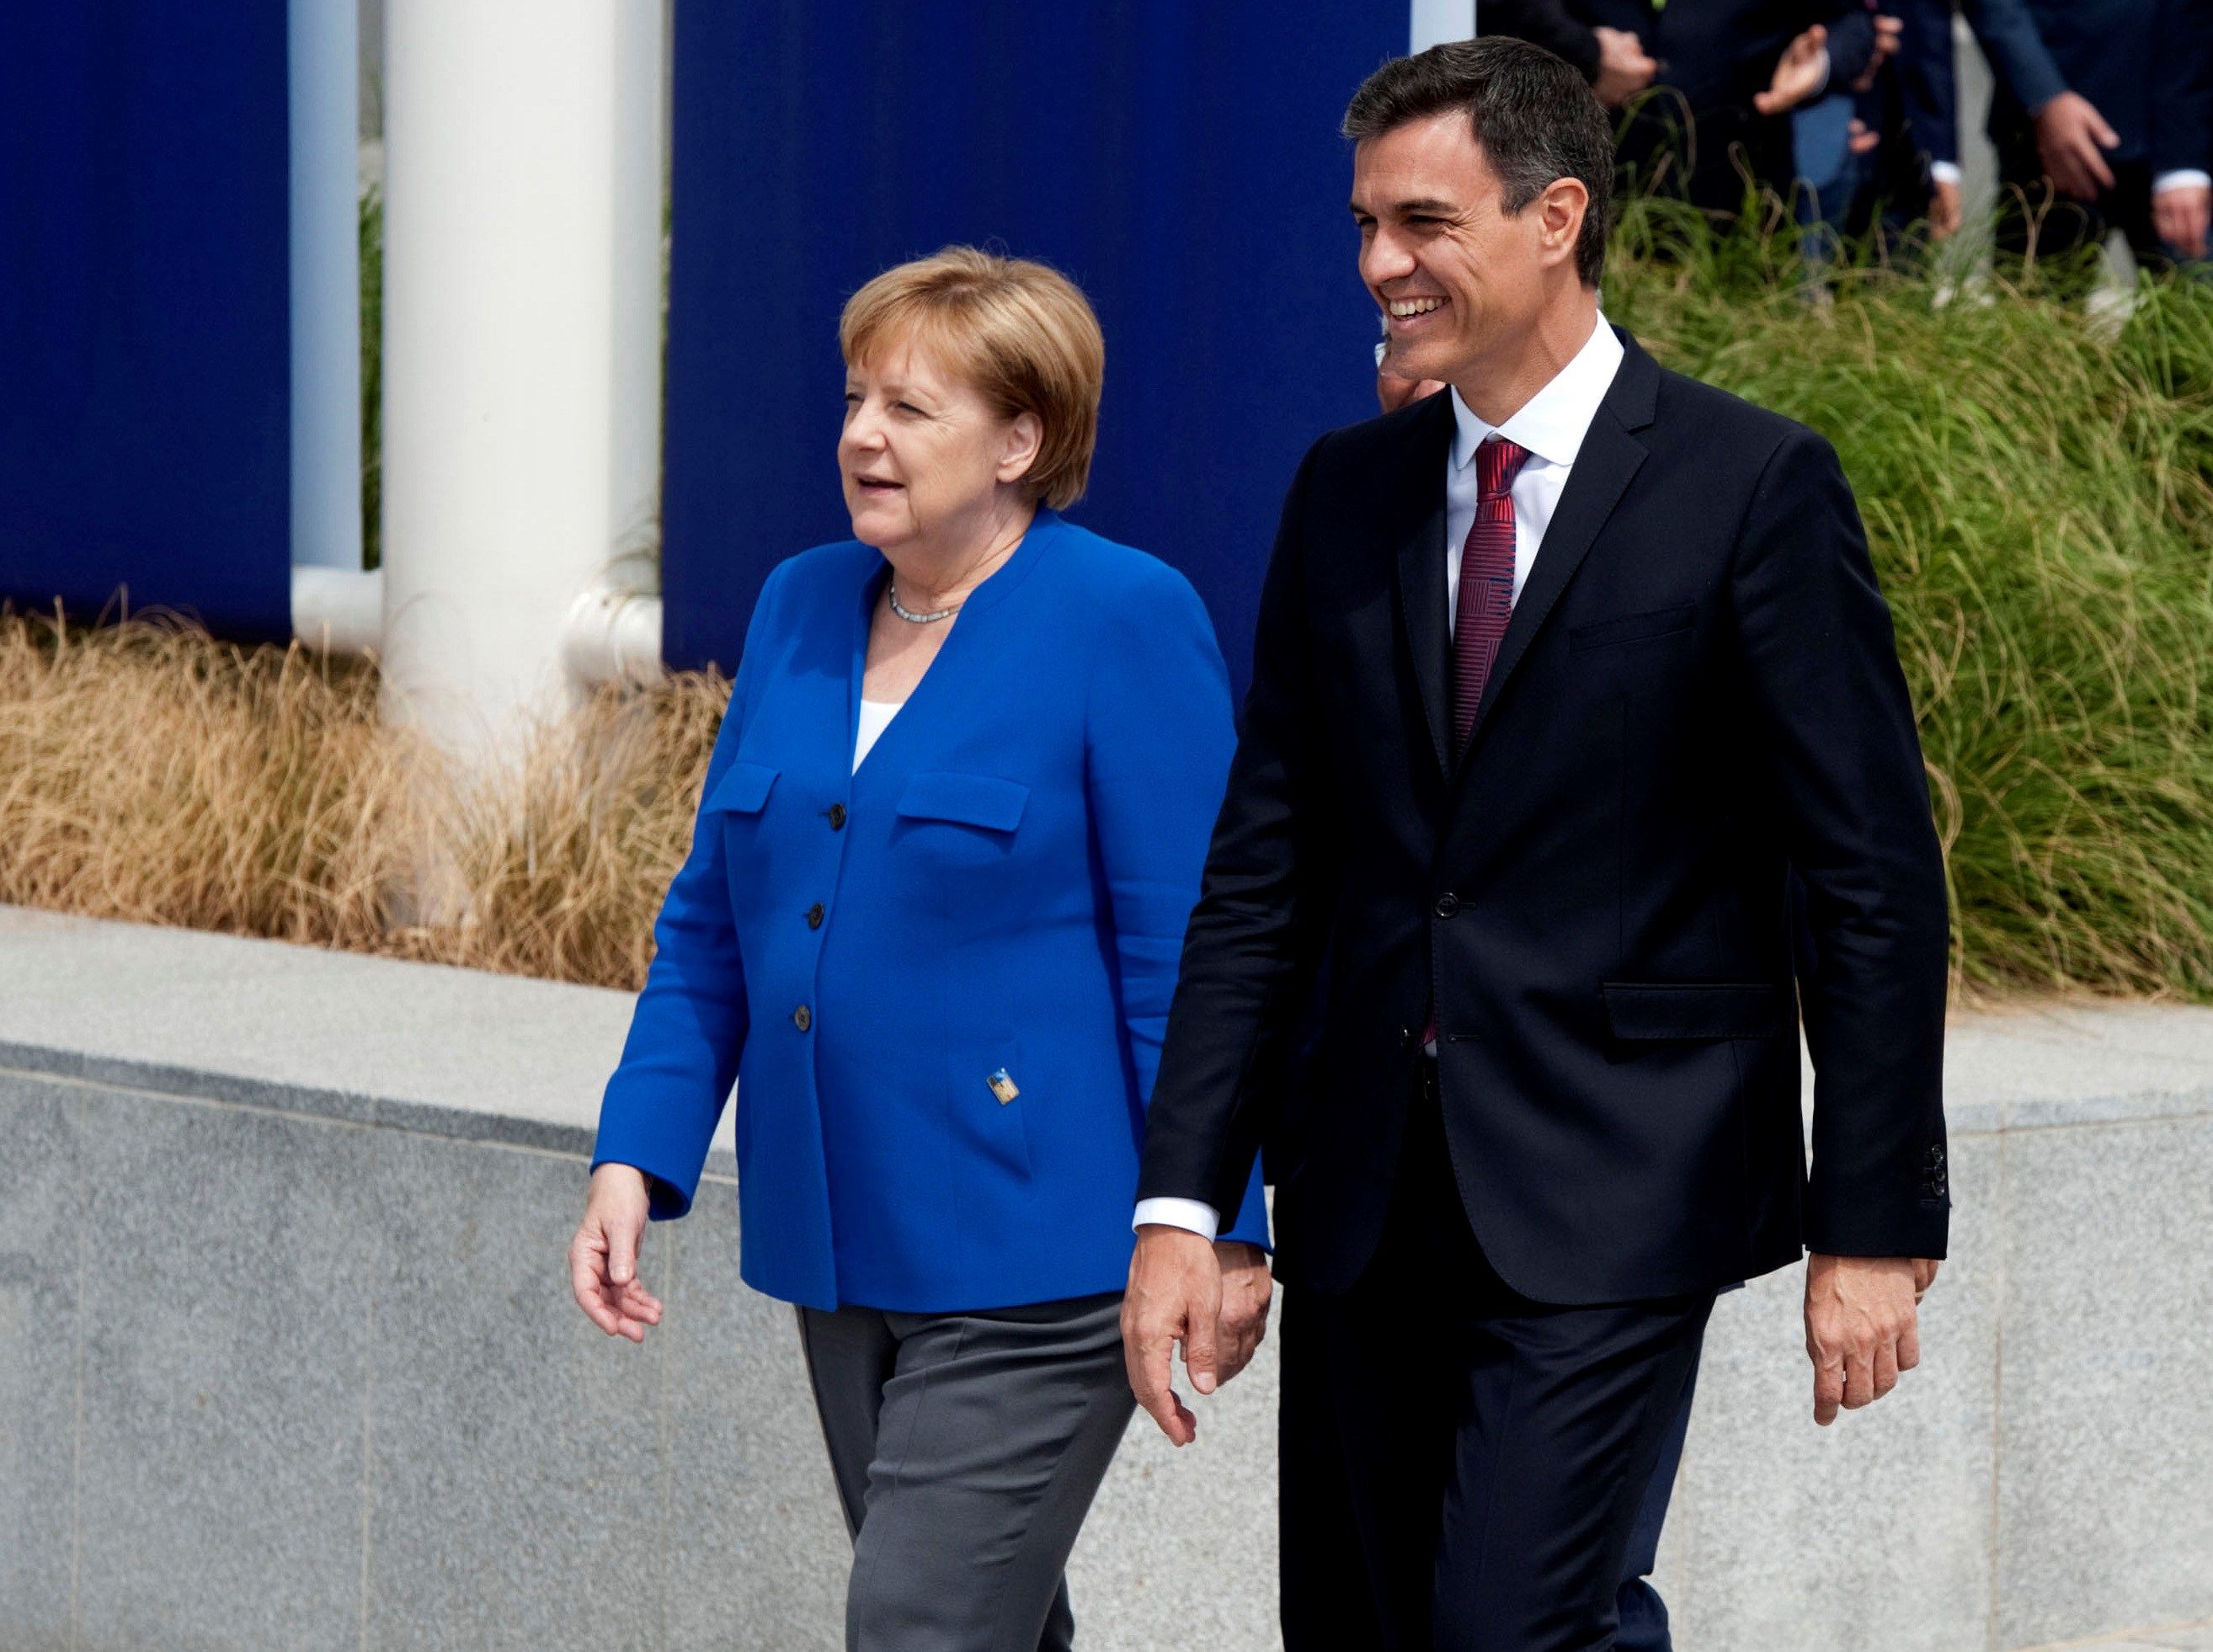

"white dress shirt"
[1132,312,1628,1243]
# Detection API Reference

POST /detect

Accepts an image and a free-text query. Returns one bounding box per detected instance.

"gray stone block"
[1071,1315,1280,1651]
[360,1132,666,1652]
[655,1178,848,1652]
[0,904,680,1149]
[0,1074,85,1650]
[72,1091,376,1652]
[10,907,2213,1652]
[1658,1130,2001,1652]
[1993,1112,2213,1649]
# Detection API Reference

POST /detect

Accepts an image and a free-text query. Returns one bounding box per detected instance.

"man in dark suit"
[1122,38,1950,1649]
[1967,0,2213,269]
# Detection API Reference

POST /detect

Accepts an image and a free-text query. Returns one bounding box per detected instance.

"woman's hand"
[1213,1241,1275,1384]
[570,1164,664,1343]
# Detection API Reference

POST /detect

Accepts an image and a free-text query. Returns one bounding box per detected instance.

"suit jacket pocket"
[702,760,778,814]
[1602,982,1789,1040]
[895,771,1030,832]
[1569,604,1695,653]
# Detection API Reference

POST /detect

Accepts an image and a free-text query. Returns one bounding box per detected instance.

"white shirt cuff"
[1133,1196,1220,1241]
[2154,169,2212,195]
[1930,161,1963,186]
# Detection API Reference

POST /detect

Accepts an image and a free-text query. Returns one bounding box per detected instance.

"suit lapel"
[1389,391,1458,780]
[1458,333,1658,764]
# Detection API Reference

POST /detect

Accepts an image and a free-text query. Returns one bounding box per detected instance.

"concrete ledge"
[2,905,2210,1649]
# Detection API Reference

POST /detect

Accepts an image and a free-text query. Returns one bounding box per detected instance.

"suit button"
[827,803,847,830]
[806,903,824,930]
[792,1005,812,1031]
[1434,893,1460,919]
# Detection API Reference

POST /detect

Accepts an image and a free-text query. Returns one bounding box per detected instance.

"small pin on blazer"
[986,1068,1020,1105]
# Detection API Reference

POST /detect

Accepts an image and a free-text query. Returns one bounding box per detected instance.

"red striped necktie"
[1425,434,1530,1051]
[1452,434,1532,751]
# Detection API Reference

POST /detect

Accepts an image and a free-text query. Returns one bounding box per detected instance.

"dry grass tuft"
[0,607,725,990]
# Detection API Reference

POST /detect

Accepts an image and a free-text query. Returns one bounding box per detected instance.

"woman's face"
[838,336,1040,555]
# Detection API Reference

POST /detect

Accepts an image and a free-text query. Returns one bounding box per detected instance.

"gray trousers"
[796,1291,1135,1652]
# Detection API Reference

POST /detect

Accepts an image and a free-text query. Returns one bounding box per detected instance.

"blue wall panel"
[664,3,1402,699]
[0,3,292,642]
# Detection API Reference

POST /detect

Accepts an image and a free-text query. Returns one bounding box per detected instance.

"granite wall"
[1,907,2208,1650]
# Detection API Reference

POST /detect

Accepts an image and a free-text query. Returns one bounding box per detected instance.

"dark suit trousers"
[1280,1063,1714,1651]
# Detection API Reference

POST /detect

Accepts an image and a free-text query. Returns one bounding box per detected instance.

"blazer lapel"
[1389,392,1458,779]
[1459,332,1658,761]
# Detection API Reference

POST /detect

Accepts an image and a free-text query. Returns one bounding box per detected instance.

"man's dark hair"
[1342,38,1613,288]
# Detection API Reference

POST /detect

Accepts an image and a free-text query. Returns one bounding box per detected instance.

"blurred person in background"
[1565,0,1880,214]
[1965,0,2213,271]
[1480,0,1662,109]
[570,247,1271,1652]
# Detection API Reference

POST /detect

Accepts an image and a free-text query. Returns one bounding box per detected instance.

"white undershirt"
[1131,313,1628,1244]
[853,698,904,772]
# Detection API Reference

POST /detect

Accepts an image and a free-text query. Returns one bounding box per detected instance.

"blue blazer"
[592,509,1270,1311]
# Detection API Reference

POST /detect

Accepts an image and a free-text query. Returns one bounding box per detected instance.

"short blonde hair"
[840,247,1104,510]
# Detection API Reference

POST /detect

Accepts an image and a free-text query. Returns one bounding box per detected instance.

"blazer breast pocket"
[893,771,1029,869]
[701,760,778,815]
[1569,604,1696,653]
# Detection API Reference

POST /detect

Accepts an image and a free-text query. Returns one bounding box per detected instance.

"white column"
[378,0,666,765]
[287,0,363,573]
[1412,0,1477,51]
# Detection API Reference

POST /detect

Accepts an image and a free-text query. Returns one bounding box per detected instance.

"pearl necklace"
[886,580,958,625]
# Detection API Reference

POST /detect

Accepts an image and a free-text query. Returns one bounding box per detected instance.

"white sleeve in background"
[1930,161,1963,186]
[1133,1196,1220,1241]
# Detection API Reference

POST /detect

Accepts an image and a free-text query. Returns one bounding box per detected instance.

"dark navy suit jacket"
[1138,331,1951,1305]
[594,510,1268,1311]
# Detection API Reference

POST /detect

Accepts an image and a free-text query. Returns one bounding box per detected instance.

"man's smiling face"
[1352,112,1554,390]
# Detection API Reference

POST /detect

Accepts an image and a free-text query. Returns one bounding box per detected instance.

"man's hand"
[1804,1254,1920,1426]
[1592,25,1658,109]
[2154,181,2211,260]
[1754,25,1830,117]
[1854,13,1902,93]
[1213,1240,1275,1384]
[2034,91,2120,202]
[1377,368,1447,414]
[1929,177,1963,240]
[569,1164,663,1343]
[1122,1224,1224,1446]
[1913,1257,1942,1303]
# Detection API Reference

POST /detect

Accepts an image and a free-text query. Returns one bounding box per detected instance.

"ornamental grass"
[0,610,723,989]
[6,210,2213,999]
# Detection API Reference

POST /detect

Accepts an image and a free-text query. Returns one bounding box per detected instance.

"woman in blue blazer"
[568,247,1269,1651]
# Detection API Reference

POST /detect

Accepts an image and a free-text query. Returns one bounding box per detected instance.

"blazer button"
[806,902,824,930]
[792,1005,812,1031]
[827,803,847,830]
[1434,893,1461,919]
